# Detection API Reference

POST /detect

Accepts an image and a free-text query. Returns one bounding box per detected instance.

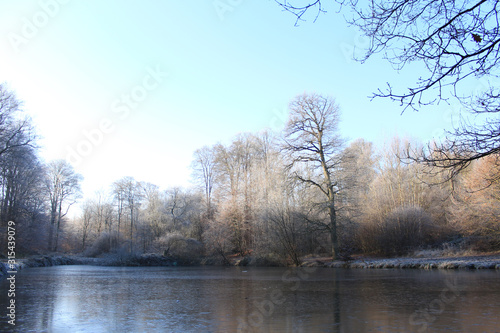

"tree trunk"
[329,201,339,260]
[129,206,134,253]
[54,202,62,252]
[48,205,57,252]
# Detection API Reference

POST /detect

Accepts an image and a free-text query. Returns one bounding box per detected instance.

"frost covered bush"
[358,206,433,256]
[84,232,120,257]
[153,233,203,263]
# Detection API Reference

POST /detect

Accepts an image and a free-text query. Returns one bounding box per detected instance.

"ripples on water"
[1,265,499,332]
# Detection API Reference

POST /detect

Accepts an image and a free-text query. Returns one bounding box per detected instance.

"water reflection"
[1,266,499,332]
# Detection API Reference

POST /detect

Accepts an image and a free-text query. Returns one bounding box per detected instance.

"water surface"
[1,265,499,332]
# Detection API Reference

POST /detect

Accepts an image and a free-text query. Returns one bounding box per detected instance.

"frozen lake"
[1,265,499,332]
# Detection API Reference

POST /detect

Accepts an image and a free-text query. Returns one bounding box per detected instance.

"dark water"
[0,266,499,332]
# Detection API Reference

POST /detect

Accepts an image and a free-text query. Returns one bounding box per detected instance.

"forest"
[1,84,499,265]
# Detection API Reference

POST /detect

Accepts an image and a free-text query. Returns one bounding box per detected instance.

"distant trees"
[0,84,48,254]
[185,93,500,262]
[45,160,82,252]
[72,177,204,259]
[0,138,47,253]
[192,146,217,219]
[2,82,499,261]
[283,93,344,259]
[0,84,39,223]
[338,139,377,221]
[356,137,453,255]
[449,155,500,249]
[79,200,94,250]
[112,177,142,253]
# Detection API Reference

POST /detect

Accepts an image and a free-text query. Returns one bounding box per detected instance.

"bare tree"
[338,138,378,218]
[213,137,255,255]
[192,146,217,219]
[283,93,344,259]
[203,217,232,265]
[267,206,306,266]
[80,200,94,251]
[164,187,191,232]
[0,142,47,253]
[141,182,166,239]
[112,179,127,238]
[45,160,82,252]
[113,177,142,253]
[0,84,36,158]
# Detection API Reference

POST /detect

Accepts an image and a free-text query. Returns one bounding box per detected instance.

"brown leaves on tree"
[472,33,482,43]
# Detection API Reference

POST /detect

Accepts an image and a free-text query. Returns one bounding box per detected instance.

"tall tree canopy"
[283,93,344,259]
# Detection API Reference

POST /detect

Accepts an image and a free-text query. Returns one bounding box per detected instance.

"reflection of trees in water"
[3,268,500,332]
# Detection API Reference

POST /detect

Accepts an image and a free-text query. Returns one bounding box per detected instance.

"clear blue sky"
[0,1,460,205]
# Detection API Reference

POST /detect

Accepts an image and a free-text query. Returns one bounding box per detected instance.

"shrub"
[152,233,203,264]
[358,206,433,256]
[84,232,121,257]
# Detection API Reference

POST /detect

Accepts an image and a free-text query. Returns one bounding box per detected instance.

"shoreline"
[306,253,500,270]
[2,253,500,278]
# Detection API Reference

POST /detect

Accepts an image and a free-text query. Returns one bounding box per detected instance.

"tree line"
[0,84,82,255]
[1,84,498,264]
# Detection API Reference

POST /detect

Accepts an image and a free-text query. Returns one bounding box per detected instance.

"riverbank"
[0,256,81,278]
[2,252,500,278]
[0,254,182,278]
[302,253,500,270]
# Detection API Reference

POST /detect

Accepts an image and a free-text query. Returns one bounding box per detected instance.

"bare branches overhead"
[274,0,325,25]
[275,0,500,180]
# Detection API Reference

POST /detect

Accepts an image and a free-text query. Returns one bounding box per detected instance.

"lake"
[1,265,499,332]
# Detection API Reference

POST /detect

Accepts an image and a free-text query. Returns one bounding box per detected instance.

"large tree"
[283,93,344,259]
[276,0,500,181]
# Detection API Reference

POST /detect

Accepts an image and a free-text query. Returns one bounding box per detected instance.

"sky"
[0,1,463,211]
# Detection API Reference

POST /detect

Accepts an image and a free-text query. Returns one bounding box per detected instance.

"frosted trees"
[45,160,82,252]
[450,155,500,249]
[80,200,93,250]
[338,139,377,219]
[141,182,165,240]
[212,135,256,255]
[192,146,217,219]
[112,177,142,252]
[283,93,344,259]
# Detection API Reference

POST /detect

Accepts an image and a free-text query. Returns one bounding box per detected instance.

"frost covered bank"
[322,255,500,270]
[0,256,85,278]
[0,254,188,278]
[2,254,500,277]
